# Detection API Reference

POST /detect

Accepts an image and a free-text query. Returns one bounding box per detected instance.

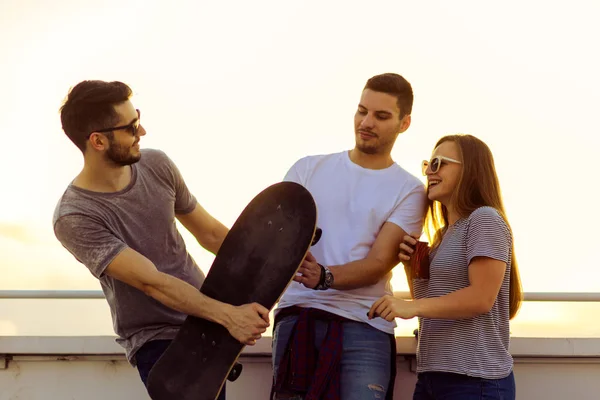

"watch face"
[325,271,334,287]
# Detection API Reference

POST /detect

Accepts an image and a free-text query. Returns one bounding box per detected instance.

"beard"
[356,141,379,154]
[105,139,141,166]
[355,130,394,155]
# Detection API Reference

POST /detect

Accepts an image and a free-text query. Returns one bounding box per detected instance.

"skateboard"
[146,181,320,400]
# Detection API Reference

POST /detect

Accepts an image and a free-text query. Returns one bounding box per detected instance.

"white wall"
[1,355,600,400]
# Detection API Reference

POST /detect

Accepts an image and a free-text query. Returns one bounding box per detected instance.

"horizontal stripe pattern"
[413,206,513,379]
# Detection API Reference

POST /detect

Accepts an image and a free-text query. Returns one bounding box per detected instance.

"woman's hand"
[398,234,418,262]
[368,295,419,321]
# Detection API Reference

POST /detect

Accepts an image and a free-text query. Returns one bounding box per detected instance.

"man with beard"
[270,73,427,399]
[52,80,269,399]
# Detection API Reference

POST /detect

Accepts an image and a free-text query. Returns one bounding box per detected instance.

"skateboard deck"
[146,181,319,400]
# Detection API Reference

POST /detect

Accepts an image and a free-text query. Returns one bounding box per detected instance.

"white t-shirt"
[275,150,426,333]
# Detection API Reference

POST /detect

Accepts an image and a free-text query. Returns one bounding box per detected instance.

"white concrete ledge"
[1,335,599,358]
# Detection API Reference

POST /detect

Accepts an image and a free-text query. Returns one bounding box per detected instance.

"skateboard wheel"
[227,363,243,382]
[311,227,322,246]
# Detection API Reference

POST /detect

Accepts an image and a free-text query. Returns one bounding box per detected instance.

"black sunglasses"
[88,109,141,138]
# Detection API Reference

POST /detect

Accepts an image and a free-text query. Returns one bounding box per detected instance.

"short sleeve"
[54,214,127,279]
[387,184,427,236]
[283,159,304,185]
[163,153,197,214]
[466,207,511,265]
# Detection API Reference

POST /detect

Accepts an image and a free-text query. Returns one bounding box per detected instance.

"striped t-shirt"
[413,206,513,379]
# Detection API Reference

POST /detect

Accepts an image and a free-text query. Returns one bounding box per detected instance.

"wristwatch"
[314,263,334,290]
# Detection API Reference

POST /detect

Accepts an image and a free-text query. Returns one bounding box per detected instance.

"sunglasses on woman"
[421,156,462,176]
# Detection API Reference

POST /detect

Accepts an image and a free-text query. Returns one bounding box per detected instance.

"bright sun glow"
[1,0,599,336]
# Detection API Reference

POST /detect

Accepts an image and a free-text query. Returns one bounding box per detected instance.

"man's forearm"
[198,224,229,255]
[328,258,392,290]
[143,272,232,328]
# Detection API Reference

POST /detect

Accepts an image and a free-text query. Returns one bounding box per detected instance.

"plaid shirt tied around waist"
[272,306,347,400]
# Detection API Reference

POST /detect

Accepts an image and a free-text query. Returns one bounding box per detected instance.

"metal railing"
[0,290,599,302]
[396,291,600,302]
[0,291,105,299]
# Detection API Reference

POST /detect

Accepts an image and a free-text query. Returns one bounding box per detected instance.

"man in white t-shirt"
[270,73,427,400]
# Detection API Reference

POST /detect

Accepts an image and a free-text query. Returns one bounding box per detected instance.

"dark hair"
[424,134,523,319]
[59,80,133,152]
[364,73,413,118]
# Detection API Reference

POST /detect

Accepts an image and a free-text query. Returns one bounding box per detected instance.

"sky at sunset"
[1,0,599,337]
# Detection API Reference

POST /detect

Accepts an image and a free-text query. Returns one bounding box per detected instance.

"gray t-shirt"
[53,149,204,365]
[413,206,513,379]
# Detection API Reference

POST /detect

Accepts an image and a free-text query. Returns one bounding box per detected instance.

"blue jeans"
[413,371,515,400]
[135,339,226,400]
[272,315,393,400]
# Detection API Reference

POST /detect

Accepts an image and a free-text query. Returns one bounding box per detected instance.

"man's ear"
[398,114,412,134]
[87,132,109,151]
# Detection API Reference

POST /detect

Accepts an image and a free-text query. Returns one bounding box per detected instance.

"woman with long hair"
[368,134,523,399]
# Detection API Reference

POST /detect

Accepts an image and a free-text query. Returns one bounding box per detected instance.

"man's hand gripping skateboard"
[222,303,270,346]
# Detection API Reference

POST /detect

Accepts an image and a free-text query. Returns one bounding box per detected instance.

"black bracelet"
[314,263,326,290]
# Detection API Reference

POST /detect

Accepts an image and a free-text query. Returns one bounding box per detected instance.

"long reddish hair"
[425,134,523,319]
